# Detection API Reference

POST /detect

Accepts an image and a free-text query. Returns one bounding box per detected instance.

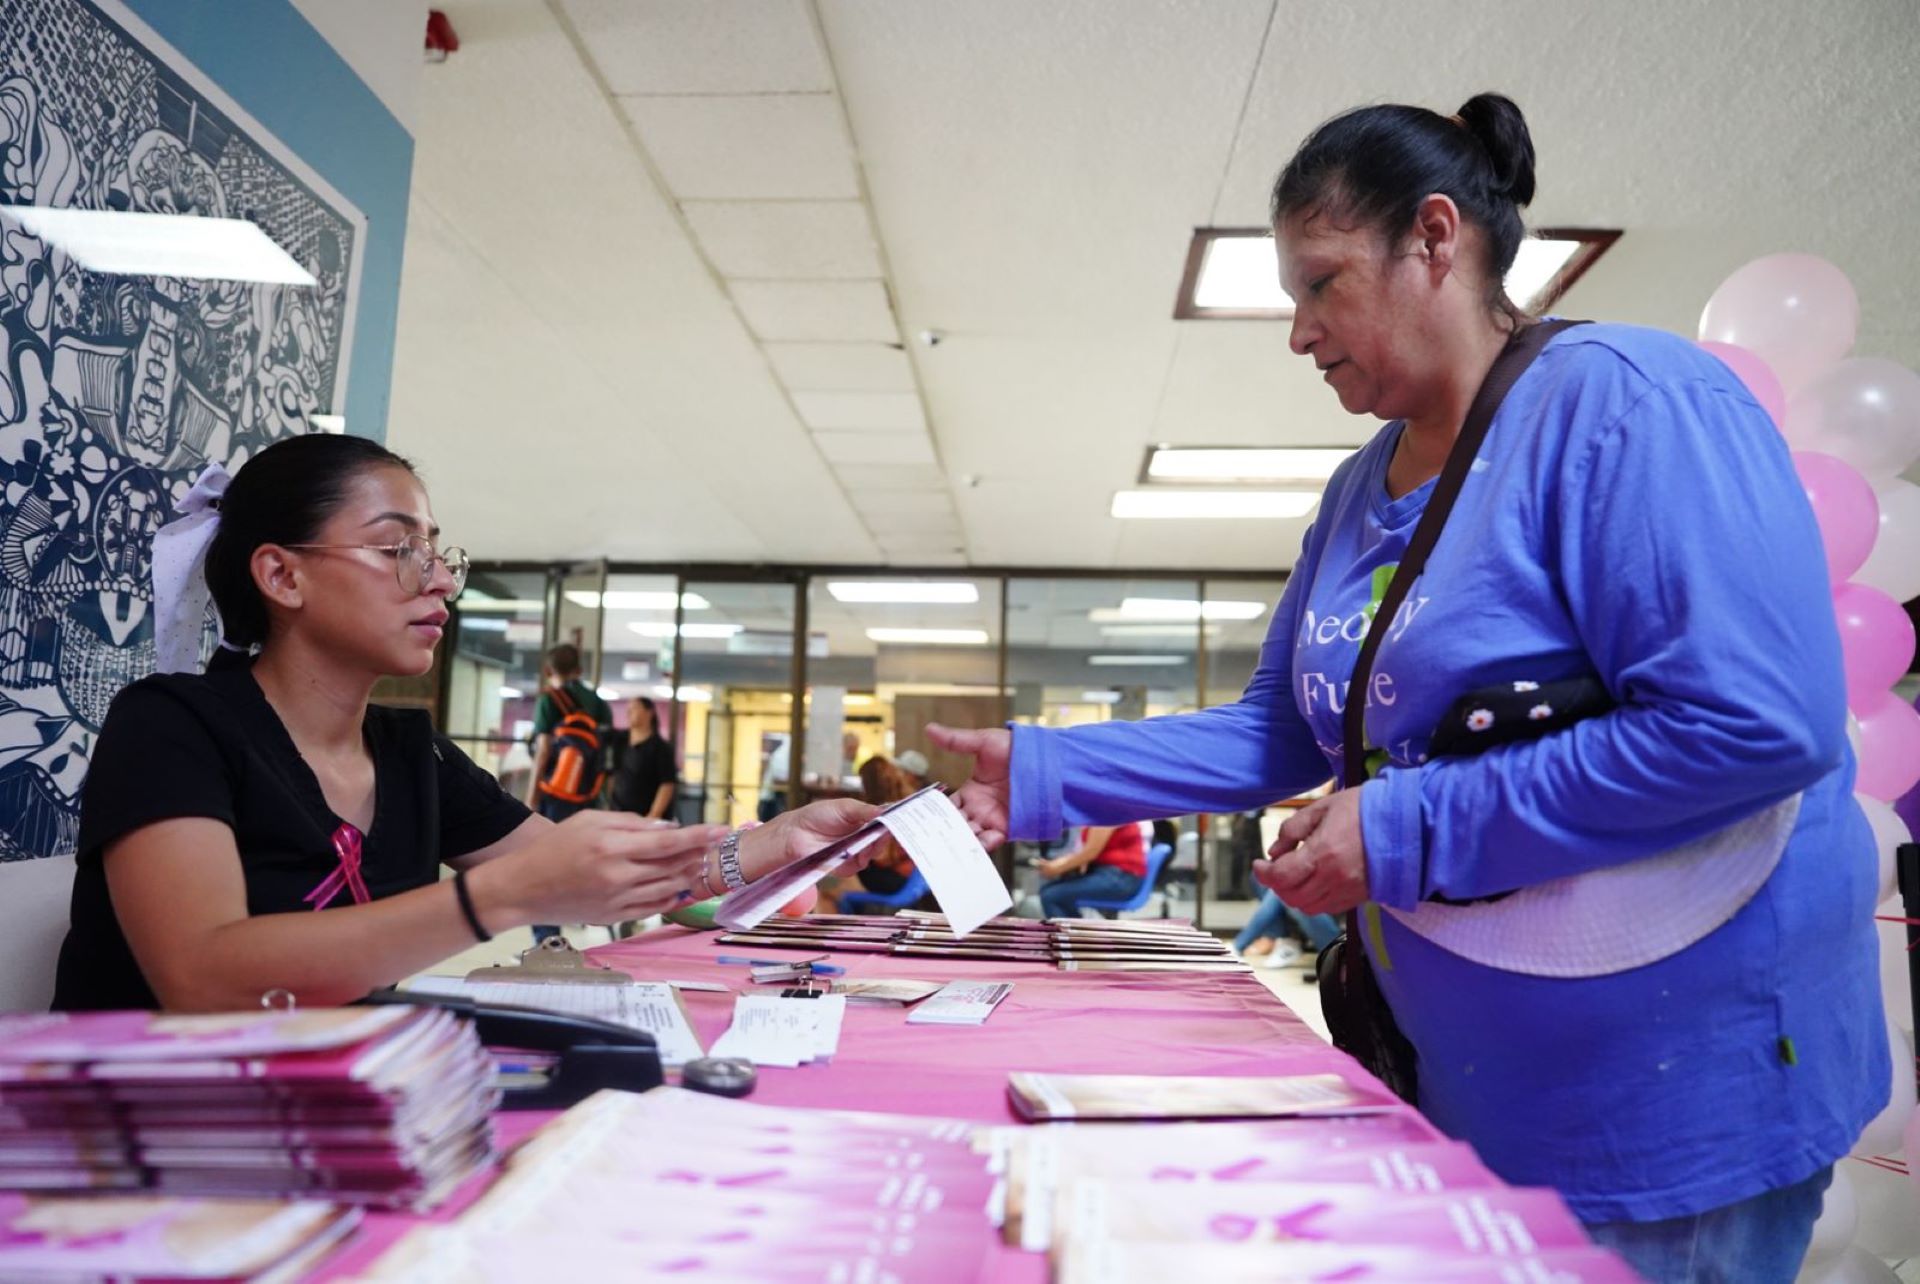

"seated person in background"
[1233,888,1341,969]
[817,754,913,912]
[1038,822,1146,919]
[894,748,930,791]
[52,434,876,1013]
[610,696,677,820]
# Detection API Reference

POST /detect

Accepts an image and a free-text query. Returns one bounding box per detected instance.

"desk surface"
[315,922,1382,1281]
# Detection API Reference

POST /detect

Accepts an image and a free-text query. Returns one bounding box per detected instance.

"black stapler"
[361,987,664,1110]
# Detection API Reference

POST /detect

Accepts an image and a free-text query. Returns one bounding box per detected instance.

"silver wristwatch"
[718,829,748,891]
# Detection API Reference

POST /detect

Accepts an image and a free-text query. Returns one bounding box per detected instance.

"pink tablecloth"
[313,923,1367,1280]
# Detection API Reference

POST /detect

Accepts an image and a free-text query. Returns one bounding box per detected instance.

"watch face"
[681,1057,757,1098]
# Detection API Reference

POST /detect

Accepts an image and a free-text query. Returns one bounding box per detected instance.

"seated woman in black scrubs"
[53,433,876,1011]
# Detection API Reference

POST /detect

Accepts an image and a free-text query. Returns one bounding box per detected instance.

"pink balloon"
[1787,357,1920,480]
[1796,452,1883,584]
[1698,341,1787,429]
[1835,582,1918,709]
[1855,689,1920,803]
[1698,253,1858,396]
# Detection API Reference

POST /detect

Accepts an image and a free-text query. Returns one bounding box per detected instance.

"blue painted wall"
[119,0,414,442]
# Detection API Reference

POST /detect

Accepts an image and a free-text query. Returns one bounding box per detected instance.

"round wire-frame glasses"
[284,534,470,599]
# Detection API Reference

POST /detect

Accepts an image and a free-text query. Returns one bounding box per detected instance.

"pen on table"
[716,954,823,967]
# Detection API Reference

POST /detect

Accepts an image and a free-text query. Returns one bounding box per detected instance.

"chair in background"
[1074,842,1174,919]
[838,868,929,915]
[0,855,75,1011]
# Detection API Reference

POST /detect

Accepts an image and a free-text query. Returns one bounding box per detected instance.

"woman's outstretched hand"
[925,723,1011,848]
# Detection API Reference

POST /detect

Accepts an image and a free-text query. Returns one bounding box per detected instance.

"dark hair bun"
[1454,92,1535,207]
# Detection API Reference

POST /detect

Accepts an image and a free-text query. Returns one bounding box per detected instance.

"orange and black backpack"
[536,686,606,805]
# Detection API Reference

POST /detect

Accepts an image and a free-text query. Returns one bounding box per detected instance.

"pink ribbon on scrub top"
[305,823,371,910]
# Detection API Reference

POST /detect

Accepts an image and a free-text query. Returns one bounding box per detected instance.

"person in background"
[524,643,610,819]
[894,748,930,791]
[610,696,677,821]
[524,643,612,943]
[930,92,1884,1283]
[1233,888,1341,968]
[1037,822,1145,919]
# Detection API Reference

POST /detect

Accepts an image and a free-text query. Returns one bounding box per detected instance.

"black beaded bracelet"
[452,869,492,943]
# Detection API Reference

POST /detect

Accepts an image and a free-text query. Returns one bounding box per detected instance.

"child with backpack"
[526,644,614,942]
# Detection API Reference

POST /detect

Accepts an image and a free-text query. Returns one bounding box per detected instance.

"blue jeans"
[1583,1166,1831,1284]
[1233,889,1341,952]
[533,796,590,942]
[1040,864,1142,918]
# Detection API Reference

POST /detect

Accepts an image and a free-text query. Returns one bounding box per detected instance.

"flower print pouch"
[1425,676,1614,760]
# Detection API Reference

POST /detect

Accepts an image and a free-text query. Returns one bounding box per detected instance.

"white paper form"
[707,995,846,1068]
[406,976,705,1067]
[873,790,1011,936]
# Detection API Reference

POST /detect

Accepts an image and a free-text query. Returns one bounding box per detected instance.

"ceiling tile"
[734,280,898,341]
[791,390,926,432]
[559,0,830,94]
[833,462,948,491]
[813,430,937,466]
[853,489,954,518]
[683,200,881,279]
[622,93,858,198]
[766,342,916,391]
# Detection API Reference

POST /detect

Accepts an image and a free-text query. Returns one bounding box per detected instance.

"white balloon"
[1855,478,1920,605]
[1814,1245,1901,1284]
[1787,358,1920,479]
[1858,795,1913,906]
[1853,1024,1914,1156]
[1797,1164,1857,1281]
[1850,1155,1920,1259]
[1847,713,1865,762]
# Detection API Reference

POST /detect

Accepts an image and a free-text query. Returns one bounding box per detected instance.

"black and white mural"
[0,0,364,860]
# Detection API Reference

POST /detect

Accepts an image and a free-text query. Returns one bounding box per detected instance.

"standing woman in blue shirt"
[932,93,1885,1283]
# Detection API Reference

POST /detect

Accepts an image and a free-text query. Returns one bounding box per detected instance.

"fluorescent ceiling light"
[1098,624,1219,639]
[310,414,346,434]
[1080,690,1123,704]
[866,627,989,645]
[1088,598,1268,623]
[1146,446,1353,485]
[651,684,712,702]
[1504,237,1584,314]
[596,686,622,700]
[1176,227,1621,320]
[1112,490,1318,520]
[1088,654,1190,666]
[565,590,710,611]
[459,617,508,632]
[497,686,525,699]
[458,597,545,613]
[828,580,979,604]
[629,621,741,638]
[3,206,317,285]
[1192,233,1290,311]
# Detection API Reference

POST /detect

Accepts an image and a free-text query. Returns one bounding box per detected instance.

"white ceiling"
[384,0,1920,572]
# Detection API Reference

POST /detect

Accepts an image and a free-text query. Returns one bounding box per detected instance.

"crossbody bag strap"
[1340,319,1586,789]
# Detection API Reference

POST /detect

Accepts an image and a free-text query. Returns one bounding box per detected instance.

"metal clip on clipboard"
[366,940,664,1109]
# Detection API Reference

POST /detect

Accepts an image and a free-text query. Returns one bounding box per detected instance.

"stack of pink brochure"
[358,1087,1003,1282]
[0,1192,362,1282]
[0,1008,495,1210]
[990,1083,1643,1281]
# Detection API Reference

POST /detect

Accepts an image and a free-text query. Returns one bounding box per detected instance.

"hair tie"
[151,462,232,674]
[1446,112,1467,128]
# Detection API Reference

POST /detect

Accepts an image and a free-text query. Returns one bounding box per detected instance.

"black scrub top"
[51,662,531,1011]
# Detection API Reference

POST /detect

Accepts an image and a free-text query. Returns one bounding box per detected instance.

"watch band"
[718,829,748,891]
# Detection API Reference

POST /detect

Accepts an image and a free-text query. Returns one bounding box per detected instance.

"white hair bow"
[150,463,232,674]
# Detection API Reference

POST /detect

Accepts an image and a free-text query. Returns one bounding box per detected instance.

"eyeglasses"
[284,534,470,599]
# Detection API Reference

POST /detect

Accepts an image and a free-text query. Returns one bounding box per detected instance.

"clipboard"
[464,936,630,985]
